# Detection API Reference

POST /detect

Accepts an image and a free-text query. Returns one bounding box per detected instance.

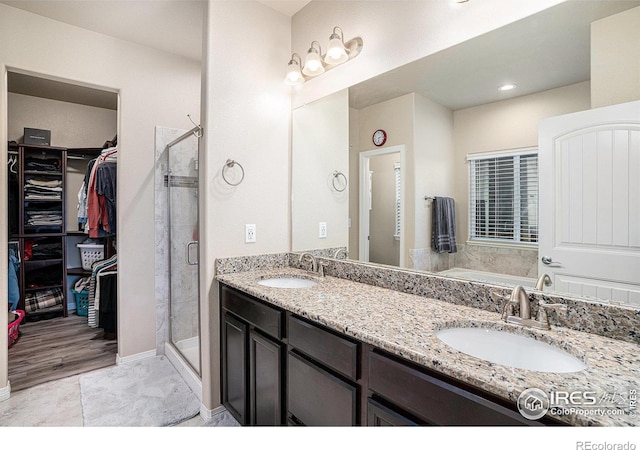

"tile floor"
[0,370,206,427]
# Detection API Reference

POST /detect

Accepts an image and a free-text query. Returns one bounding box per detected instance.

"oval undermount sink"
[257,277,318,289]
[436,327,587,373]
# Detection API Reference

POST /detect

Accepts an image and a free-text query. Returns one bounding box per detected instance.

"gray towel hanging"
[431,196,457,253]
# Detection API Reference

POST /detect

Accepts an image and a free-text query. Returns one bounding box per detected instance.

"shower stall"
[155,124,202,387]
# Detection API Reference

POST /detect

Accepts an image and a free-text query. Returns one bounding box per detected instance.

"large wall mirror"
[291,1,640,307]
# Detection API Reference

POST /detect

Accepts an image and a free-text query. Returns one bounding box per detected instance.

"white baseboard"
[0,381,11,402]
[116,349,157,366]
[165,342,202,402]
[200,404,226,421]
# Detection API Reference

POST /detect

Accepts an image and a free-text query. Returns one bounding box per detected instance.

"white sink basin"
[436,327,587,373]
[257,277,318,289]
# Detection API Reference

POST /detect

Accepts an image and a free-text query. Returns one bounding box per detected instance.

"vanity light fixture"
[285,53,305,86]
[325,27,350,65]
[302,41,325,76]
[285,26,363,86]
[499,83,517,91]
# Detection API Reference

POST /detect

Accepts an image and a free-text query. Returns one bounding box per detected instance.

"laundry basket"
[73,289,89,316]
[77,243,104,270]
[8,310,25,348]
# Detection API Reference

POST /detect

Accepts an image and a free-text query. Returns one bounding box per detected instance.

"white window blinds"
[394,162,401,240]
[468,148,538,245]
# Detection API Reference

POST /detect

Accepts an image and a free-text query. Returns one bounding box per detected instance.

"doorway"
[6,70,119,391]
[359,145,406,267]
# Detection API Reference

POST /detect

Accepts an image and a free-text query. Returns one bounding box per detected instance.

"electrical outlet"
[319,222,327,239]
[245,224,256,243]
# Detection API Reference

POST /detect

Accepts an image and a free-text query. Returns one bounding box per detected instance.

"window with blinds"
[468,148,538,245]
[394,162,401,240]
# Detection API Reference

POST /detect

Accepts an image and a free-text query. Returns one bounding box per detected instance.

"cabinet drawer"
[288,315,359,381]
[221,285,282,339]
[368,351,535,426]
[288,351,358,426]
[367,398,418,426]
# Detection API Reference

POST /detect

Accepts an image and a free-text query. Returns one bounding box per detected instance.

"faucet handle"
[318,261,328,277]
[491,291,510,301]
[536,300,567,324]
[538,300,567,310]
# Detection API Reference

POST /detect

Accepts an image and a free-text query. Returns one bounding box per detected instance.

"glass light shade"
[324,36,349,65]
[302,50,325,77]
[285,61,304,86]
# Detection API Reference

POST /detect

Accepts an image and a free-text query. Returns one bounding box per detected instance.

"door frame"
[358,145,406,267]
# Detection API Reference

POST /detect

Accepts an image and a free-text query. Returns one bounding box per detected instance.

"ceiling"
[1,0,310,109]
[8,71,118,110]
[349,0,640,111]
[258,1,311,16]
[4,1,637,112]
[1,0,311,63]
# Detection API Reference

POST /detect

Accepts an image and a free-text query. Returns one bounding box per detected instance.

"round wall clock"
[372,129,387,147]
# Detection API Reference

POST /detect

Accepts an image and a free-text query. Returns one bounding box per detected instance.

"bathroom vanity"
[220,283,551,426]
[216,256,640,427]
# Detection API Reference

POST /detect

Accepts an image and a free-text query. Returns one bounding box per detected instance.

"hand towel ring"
[332,171,347,192]
[222,159,244,186]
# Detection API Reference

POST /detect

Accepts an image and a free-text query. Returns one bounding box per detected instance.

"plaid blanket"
[25,288,64,313]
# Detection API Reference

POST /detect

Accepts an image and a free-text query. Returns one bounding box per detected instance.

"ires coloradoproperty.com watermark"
[517,387,637,420]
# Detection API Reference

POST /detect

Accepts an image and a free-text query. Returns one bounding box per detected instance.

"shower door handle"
[186,241,199,265]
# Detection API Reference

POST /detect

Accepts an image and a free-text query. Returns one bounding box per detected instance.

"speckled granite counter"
[216,267,640,427]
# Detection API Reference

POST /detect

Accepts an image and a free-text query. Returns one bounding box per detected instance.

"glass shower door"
[168,138,200,374]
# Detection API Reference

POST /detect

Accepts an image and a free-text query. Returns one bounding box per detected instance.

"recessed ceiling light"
[498,83,517,91]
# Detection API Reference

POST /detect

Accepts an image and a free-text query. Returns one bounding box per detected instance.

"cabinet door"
[249,330,283,425]
[222,312,248,425]
[367,398,418,426]
[288,351,358,426]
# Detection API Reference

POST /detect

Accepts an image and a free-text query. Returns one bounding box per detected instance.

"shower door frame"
[166,126,202,376]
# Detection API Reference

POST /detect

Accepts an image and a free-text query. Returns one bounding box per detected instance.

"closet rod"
[166,125,202,149]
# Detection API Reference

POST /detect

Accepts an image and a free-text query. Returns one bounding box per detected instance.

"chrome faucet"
[501,285,566,330]
[333,248,348,259]
[535,273,552,291]
[299,252,317,273]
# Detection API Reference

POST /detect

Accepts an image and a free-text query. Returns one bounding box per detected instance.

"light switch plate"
[319,222,327,239]
[245,224,256,243]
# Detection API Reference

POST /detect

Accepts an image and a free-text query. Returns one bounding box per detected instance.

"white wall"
[200,0,290,411]
[8,93,117,147]
[356,94,414,267]
[0,3,201,392]
[453,81,591,242]
[292,89,349,251]
[591,6,640,108]
[291,0,564,108]
[413,93,455,261]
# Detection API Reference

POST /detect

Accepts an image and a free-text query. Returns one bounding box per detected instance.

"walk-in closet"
[6,72,119,391]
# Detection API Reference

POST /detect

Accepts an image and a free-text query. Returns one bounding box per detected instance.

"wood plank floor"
[8,313,117,392]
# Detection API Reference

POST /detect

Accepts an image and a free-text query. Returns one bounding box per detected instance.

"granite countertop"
[216,267,640,426]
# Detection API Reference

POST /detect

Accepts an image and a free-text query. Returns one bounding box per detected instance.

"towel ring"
[332,171,347,192]
[222,159,244,186]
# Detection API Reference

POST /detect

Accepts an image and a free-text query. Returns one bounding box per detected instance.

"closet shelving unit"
[13,143,108,320]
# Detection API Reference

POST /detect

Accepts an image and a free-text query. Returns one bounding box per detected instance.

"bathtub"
[438,267,536,289]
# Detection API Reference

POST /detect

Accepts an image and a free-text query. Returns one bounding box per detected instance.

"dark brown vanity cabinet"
[367,350,551,426]
[221,285,284,426]
[219,283,560,427]
[287,316,360,426]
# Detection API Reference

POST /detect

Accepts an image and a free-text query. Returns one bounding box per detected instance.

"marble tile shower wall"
[215,252,640,345]
[451,244,539,279]
[167,138,199,344]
